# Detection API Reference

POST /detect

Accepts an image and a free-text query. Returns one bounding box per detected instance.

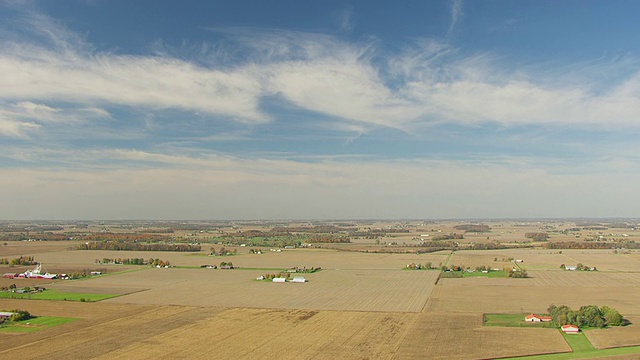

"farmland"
[1,220,640,359]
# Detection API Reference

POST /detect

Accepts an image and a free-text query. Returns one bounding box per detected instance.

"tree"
[604,308,624,326]
[580,305,604,328]
[9,310,32,322]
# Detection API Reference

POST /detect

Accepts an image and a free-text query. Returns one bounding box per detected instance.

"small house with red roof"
[561,324,580,334]
[524,314,552,322]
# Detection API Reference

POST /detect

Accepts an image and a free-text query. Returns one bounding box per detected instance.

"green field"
[463,270,506,278]
[561,332,594,352]
[0,289,119,302]
[0,316,77,333]
[504,345,640,359]
[483,314,554,328]
[439,270,463,278]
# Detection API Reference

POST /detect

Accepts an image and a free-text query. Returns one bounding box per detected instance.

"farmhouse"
[565,265,578,271]
[561,324,580,334]
[0,311,16,320]
[524,314,552,322]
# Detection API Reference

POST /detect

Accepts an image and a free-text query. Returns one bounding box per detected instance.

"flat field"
[428,278,640,315]
[1,238,640,359]
[395,312,570,360]
[54,267,439,312]
[0,300,571,360]
[584,315,640,349]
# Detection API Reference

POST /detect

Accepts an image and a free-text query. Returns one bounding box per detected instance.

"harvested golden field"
[0,300,573,360]
[527,270,640,287]
[55,267,440,312]
[3,243,640,359]
[585,315,640,349]
[427,280,640,315]
[93,308,413,360]
[448,249,574,270]
[560,250,640,272]
[395,312,570,359]
[0,241,83,257]
[0,300,413,360]
[449,249,640,271]
[21,247,448,270]
[27,249,203,267]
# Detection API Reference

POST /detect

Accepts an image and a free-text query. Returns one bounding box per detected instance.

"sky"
[1,0,640,220]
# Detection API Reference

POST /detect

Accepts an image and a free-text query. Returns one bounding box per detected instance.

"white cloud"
[3,6,640,135]
[336,5,355,33]
[0,46,267,122]
[447,0,463,37]
[0,115,40,138]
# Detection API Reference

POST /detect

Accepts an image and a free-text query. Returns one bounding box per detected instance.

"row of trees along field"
[440,264,528,278]
[525,232,549,241]
[78,241,200,252]
[0,309,32,322]
[0,256,37,266]
[560,263,597,271]
[96,258,170,266]
[546,241,640,249]
[453,224,491,232]
[548,304,624,328]
[65,268,108,280]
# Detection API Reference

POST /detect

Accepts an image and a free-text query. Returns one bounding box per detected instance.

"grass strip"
[0,289,119,302]
[501,345,640,359]
[0,316,76,333]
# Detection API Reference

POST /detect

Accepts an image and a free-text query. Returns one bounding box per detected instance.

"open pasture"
[83,267,440,312]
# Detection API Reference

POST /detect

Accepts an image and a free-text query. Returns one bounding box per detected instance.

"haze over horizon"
[2,1,640,220]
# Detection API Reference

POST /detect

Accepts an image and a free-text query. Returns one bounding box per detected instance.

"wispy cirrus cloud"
[447,0,463,37]
[2,2,640,141]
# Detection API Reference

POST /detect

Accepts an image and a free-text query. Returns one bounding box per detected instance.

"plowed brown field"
[2,242,640,359]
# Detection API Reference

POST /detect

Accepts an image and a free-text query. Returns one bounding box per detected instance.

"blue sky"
[1,0,640,220]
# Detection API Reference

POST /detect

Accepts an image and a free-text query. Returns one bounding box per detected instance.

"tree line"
[0,309,32,322]
[548,304,624,328]
[453,224,491,232]
[78,241,201,252]
[525,232,549,241]
[0,256,37,266]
